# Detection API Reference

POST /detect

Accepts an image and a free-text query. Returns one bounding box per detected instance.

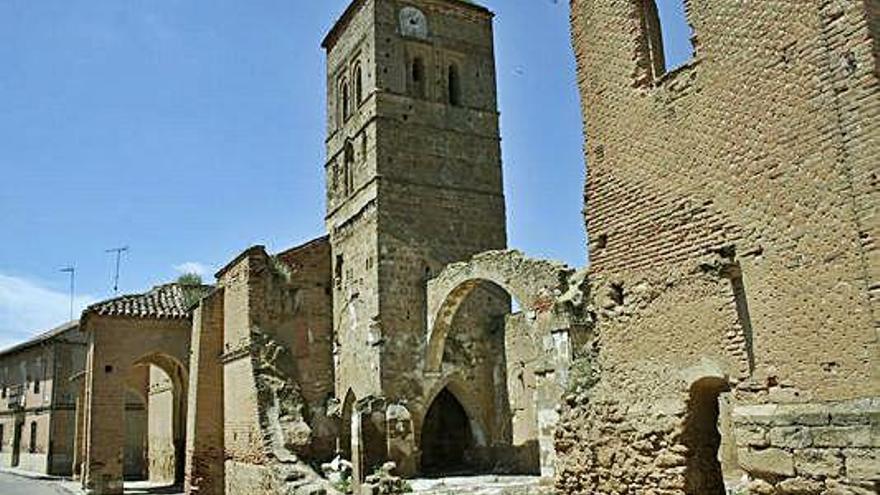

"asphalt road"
[0,472,71,495]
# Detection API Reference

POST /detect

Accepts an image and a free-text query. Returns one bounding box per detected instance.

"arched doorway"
[339,390,356,460]
[682,377,729,495]
[421,388,474,476]
[423,251,582,478]
[132,354,188,486]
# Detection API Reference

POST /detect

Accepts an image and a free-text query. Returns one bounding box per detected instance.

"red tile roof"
[85,283,212,320]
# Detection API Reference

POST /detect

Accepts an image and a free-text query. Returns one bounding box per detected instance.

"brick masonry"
[558,0,879,493]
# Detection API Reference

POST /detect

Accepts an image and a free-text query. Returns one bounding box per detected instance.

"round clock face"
[399,6,428,39]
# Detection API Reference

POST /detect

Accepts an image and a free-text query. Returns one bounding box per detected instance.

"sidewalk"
[0,467,82,493]
[0,468,183,495]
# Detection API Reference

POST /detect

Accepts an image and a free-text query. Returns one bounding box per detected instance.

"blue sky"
[0,0,694,347]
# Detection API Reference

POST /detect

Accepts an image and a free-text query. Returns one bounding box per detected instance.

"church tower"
[322,0,505,412]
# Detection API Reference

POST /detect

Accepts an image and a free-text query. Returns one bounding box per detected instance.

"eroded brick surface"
[559,0,879,493]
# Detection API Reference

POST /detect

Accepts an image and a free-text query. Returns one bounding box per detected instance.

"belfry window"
[448,64,461,106]
[354,63,364,105]
[411,56,426,98]
[638,0,695,79]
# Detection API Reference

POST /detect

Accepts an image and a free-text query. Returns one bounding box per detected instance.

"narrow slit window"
[448,64,461,106]
[343,141,355,195]
[335,255,344,287]
[341,80,351,121]
[331,161,340,193]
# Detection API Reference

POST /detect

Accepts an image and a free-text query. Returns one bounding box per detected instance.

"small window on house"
[1,386,6,398]
[29,421,36,453]
[411,56,425,98]
[354,63,364,105]
[33,379,39,394]
[638,0,695,79]
[0,424,4,452]
[448,64,461,106]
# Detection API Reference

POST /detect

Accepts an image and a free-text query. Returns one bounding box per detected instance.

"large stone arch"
[425,250,577,373]
[421,250,590,479]
[134,353,189,485]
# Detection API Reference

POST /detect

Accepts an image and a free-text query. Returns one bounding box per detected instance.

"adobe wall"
[185,289,225,495]
[217,241,337,495]
[123,389,147,481]
[81,316,191,495]
[50,334,88,476]
[148,365,177,483]
[562,0,879,493]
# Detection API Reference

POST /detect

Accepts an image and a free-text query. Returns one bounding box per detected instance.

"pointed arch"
[417,380,490,474]
[353,62,364,105]
[340,78,351,122]
[637,0,696,79]
[339,389,357,459]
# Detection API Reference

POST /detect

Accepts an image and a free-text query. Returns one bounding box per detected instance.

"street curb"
[0,467,66,481]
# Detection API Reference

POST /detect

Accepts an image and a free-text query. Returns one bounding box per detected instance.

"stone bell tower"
[322,0,506,468]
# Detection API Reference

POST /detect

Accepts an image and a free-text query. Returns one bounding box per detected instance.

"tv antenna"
[60,266,75,321]
[106,246,129,294]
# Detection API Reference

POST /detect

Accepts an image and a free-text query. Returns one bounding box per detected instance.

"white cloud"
[174,262,209,277]
[0,273,96,350]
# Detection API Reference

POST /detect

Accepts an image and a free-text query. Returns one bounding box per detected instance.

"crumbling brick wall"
[216,239,337,495]
[562,0,879,493]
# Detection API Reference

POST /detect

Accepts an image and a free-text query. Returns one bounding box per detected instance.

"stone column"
[535,328,573,479]
[385,404,416,477]
[352,396,388,494]
[351,409,364,494]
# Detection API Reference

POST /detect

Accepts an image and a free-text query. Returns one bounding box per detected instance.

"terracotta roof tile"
[86,283,212,320]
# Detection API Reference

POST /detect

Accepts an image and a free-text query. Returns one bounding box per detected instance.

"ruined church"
[27,0,877,494]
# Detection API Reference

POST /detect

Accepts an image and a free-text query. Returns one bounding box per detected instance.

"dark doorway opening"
[11,420,22,467]
[683,378,729,495]
[421,388,473,476]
